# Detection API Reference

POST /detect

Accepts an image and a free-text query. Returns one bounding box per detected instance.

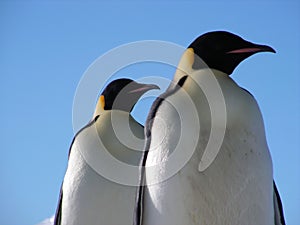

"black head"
[189,31,276,75]
[100,78,159,112]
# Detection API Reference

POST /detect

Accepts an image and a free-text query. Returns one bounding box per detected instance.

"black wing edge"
[53,185,63,225]
[273,180,286,225]
[133,95,164,225]
[53,115,100,224]
[133,76,188,225]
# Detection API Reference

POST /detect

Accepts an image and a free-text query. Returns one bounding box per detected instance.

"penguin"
[54,78,159,225]
[134,31,285,225]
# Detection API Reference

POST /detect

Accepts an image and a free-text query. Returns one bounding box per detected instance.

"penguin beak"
[129,83,160,94]
[227,43,276,54]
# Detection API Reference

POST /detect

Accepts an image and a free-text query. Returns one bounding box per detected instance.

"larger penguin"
[134,31,285,225]
[54,78,159,225]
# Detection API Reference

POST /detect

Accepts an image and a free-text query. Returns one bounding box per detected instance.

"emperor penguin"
[134,31,285,225]
[54,78,159,225]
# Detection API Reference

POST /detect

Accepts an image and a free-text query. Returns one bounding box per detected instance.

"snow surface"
[36,216,54,225]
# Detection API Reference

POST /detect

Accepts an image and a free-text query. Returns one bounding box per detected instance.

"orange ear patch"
[100,95,105,109]
[173,48,195,84]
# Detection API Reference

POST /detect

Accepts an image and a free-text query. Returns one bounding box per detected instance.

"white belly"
[61,111,144,225]
[144,130,273,225]
[143,70,274,225]
[61,143,137,225]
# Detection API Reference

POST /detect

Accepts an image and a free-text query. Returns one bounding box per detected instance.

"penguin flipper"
[273,180,286,225]
[53,184,63,225]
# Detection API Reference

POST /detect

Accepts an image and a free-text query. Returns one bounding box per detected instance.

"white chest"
[144,70,274,225]
[61,112,144,225]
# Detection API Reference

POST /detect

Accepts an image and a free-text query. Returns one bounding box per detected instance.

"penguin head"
[96,78,159,114]
[189,31,276,75]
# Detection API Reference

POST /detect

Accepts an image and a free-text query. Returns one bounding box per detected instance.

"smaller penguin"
[54,78,159,225]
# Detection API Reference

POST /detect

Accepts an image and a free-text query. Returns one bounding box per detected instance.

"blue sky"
[0,1,299,225]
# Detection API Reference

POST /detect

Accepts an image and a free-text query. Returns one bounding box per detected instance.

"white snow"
[36,215,54,225]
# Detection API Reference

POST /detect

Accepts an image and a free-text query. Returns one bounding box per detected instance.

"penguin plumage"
[134,31,285,225]
[54,78,159,225]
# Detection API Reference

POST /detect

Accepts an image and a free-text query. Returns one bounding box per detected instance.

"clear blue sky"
[0,1,299,225]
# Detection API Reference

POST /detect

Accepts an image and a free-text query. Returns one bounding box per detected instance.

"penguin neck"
[189,68,229,81]
[94,109,144,165]
[94,108,131,119]
[93,98,132,120]
[178,68,235,130]
[179,68,232,95]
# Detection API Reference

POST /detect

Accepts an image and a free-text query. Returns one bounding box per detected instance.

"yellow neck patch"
[173,48,195,83]
[93,95,106,119]
[99,95,105,109]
